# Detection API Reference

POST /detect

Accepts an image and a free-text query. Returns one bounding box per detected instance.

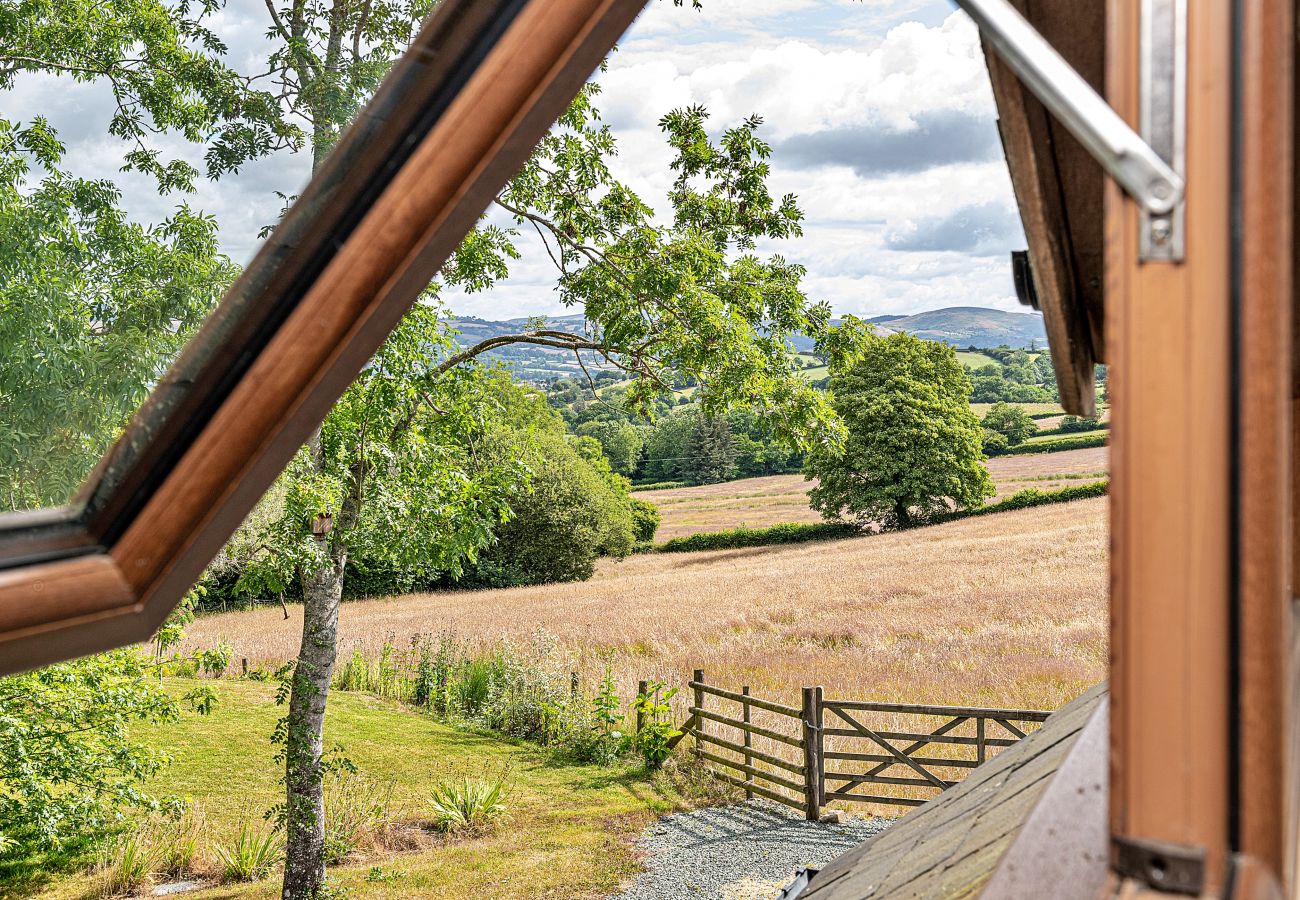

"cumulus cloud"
[884,201,1025,255]
[775,110,1000,176]
[4,0,1027,319]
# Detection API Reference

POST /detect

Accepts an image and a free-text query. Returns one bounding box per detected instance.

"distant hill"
[448,306,1047,382]
[872,306,1047,349]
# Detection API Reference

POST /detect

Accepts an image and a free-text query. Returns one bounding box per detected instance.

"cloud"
[775,110,1000,176]
[884,201,1024,254]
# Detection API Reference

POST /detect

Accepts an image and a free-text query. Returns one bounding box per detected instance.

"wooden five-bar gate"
[674,670,1051,821]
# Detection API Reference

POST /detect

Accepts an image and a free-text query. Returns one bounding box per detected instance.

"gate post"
[801,686,823,821]
[636,679,648,734]
[692,669,705,763]
[742,685,754,800]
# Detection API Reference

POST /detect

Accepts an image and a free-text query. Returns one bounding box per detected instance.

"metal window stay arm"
[953,0,1184,218]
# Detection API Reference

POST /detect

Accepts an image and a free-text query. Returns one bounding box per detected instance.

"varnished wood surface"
[1237,0,1294,877]
[1106,0,1233,890]
[983,0,1105,417]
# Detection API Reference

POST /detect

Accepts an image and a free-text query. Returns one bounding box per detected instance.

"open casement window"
[0,0,650,674]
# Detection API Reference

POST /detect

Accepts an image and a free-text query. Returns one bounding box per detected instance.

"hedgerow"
[654,481,1109,553]
[985,431,1108,456]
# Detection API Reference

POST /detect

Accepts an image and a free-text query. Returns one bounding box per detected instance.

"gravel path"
[613,801,888,900]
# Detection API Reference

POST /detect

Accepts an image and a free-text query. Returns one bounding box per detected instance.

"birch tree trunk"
[281,543,346,900]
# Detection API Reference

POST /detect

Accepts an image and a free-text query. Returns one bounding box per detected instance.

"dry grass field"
[639,446,1108,539]
[185,497,1107,717]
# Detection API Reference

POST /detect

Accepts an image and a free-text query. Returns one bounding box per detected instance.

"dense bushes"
[467,432,635,587]
[1052,415,1105,434]
[659,522,858,553]
[629,498,660,543]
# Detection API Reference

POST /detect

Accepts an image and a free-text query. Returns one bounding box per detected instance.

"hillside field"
[638,446,1108,540]
[184,497,1107,718]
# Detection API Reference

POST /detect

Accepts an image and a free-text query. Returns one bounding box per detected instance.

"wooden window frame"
[0,0,649,674]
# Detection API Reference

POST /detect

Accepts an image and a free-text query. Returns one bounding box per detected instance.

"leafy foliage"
[426,774,509,834]
[213,821,283,882]
[629,497,660,543]
[0,0,299,190]
[981,401,1038,446]
[805,332,994,529]
[468,432,635,587]
[629,682,680,770]
[0,648,211,852]
[0,121,237,508]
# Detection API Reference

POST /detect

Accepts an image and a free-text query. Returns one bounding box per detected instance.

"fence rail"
[678,670,1050,820]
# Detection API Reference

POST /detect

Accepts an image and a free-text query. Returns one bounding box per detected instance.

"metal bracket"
[1139,0,1186,260]
[1112,835,1206,894]
[954,0,1186,254]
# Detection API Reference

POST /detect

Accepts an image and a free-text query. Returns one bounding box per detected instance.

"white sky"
[3,0,1028,321]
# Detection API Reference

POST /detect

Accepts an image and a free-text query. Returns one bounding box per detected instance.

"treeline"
[545,377,802,485]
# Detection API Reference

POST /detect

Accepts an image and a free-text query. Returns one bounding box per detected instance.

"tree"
[683,412,737,484]
[470,431,635,586]
[805,332,993,528]
[247,97,863,898]
[576,420,643,476]
[0,122,239,509]
[981,401,1038,446]
[1,0,298,191]
[0,592,215,859]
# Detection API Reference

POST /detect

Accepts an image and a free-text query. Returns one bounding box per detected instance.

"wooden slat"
[691,680,802,718]
[709,769,805,812]
[824,707,947,789]
[694,730,805,775]
[822,790,927,808]
[822,728,1016,748]
[823,772,958,790]
[689,707,804,749]
[821,701,1051,722]
[823,751,981,770]
[664,712,697,751]
[697,750,806,795]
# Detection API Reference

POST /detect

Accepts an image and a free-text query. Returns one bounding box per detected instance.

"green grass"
[970,402,1065,419]
[18,680,695,900]
[955,351,996,369]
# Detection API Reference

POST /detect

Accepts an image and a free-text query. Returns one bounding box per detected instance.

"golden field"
[185,496,1108,716]
[638,446,1108,539]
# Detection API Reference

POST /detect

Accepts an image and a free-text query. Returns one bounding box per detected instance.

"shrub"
[631,480,691,491]
[629,498,661,543]
[657,482,1108,553]
[629,682,680,770]
[985,431,1107,456]
[98,832,159,898]
[323,772,397,865]
[980,402,1038,445]
[154,808,205,878]
[213,821,281,882]
[1056,414,1105,434]
[427,774,509,834]
[981,429,1010,455]
[468,432,636,587]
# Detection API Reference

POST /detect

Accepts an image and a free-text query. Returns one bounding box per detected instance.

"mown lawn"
[15,680,695,900]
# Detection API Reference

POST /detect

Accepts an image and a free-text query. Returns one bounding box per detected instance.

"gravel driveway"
[612,801,888,900]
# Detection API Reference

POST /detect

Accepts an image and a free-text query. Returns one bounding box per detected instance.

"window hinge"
[1112,835,1206,894]
[954,0,1186,261]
